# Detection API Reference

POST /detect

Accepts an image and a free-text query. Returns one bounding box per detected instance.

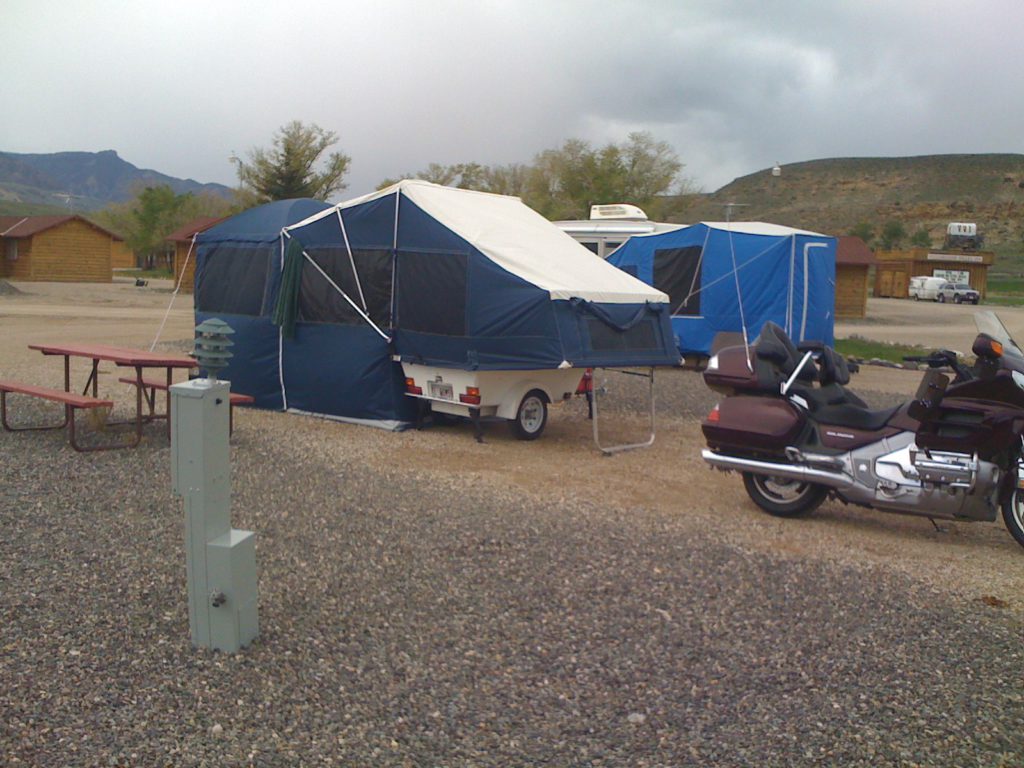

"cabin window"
[195,245,270,317]
[5,240,17,261]
[396,251,467,336]
[653,246,702,316]
[580,241,600,255]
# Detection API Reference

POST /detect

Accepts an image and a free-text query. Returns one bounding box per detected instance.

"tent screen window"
[587,317,659,352]
[397,251,467,336]
[196,245,270,316]
[299,248,392,327]
[654,246,702,316]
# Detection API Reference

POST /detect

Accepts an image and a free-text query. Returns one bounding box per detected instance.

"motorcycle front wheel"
[1000,487,1024,549]
[742,472,828,518]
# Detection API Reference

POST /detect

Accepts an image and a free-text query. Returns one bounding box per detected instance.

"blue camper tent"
[608,222,836,356]
[194,182,679,430]
[195,197,419,430]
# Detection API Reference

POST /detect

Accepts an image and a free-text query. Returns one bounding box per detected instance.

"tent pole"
[278,232,288,410]
[336,209,367,311]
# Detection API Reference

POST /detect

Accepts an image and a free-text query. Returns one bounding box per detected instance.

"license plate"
[428,381,454,400]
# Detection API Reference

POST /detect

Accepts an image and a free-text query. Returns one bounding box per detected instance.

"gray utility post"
[170,319,258,653]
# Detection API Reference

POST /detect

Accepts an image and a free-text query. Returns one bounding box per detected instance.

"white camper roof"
[289,180,669,305]
[697,221,826,237]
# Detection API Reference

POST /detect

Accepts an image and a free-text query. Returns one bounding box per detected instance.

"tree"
[378,162,496,191]
[848,221,874,246]
[525,133,685,218]
[909,228,931,248]
[94,184,232,269]
[234,121,350,203]
[878,220,907,250]
[377,132,688,220]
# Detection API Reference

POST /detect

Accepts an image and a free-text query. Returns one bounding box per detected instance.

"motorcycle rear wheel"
[1000,488,1024,549]
[742,472,828,518]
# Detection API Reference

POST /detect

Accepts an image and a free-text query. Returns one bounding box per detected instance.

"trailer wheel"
[510,390,548,440]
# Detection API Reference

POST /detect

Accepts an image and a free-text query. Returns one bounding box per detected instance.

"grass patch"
[985,275,1024,306]
[117,270,173,282]
[981,295,1023,307]
[835,336,931,364]
[987,276,1024,294]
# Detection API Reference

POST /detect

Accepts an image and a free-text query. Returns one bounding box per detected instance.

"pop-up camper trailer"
[608,222,836,359]
[195,181,680,438]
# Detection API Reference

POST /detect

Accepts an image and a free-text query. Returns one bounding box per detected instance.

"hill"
[0,150,232,213]
[680,154,1024,257]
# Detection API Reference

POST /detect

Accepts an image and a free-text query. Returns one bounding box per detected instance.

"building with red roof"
[0,215,118,283]
[166,216,226,293]
[835,235,876,318]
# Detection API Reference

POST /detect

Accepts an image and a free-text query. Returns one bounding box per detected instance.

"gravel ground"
[2,386,1023,766]
[2,284,1023,766]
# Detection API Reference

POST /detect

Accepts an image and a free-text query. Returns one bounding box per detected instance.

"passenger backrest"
[753,322,818,389]
[818,346,851,386]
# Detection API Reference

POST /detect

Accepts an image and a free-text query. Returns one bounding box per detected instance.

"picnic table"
[0,343,196,451]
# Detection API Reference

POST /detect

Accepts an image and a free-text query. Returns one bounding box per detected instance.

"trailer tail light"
[405,377,423,395]
[706,404,720,423]
[575,368,594,395]
[459,386,481,405]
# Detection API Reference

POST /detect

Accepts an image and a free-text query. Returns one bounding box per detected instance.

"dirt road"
[837,296,1024,350]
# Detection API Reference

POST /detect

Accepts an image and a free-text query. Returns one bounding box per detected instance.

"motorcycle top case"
[703,396,804,453]
[704,346,762,395]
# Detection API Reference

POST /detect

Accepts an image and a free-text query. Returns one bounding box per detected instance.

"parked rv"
[554,204,683,259]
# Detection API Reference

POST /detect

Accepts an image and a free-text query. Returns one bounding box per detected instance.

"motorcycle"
[700,311,1024,550]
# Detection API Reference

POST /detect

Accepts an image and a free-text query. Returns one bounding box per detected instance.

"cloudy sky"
[2,0,1021,199]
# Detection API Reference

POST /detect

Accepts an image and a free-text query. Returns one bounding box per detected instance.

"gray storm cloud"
[1,0,1021,197]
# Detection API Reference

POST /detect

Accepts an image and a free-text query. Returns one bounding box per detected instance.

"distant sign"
[933,269,969,283]
[927,252,984,263]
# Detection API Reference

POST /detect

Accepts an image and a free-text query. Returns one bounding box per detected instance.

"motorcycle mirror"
[972,334,1004,359]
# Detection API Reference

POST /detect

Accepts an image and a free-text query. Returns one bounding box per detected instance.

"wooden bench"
[0,380,118,452]
[118,377,255,434]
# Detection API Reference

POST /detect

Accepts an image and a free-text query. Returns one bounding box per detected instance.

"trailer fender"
[496,380,553,420]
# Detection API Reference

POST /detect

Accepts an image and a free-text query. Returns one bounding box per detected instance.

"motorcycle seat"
[813,402,901,431]
[790,381,868,411]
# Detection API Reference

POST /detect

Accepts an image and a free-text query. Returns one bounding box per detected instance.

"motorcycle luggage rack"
[591,367,657,455]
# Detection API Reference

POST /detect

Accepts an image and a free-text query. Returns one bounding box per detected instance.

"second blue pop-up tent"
[607,222,836,356]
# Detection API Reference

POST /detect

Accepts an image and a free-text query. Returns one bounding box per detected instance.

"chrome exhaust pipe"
[701,449,853,490]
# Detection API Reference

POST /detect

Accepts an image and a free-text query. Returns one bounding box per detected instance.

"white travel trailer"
[554,204,683,259]
[909,275,946,301]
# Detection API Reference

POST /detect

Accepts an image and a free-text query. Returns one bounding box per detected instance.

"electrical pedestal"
[171,378,258,652]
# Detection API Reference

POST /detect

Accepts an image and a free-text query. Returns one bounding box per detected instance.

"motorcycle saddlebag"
[702,396,804,453]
